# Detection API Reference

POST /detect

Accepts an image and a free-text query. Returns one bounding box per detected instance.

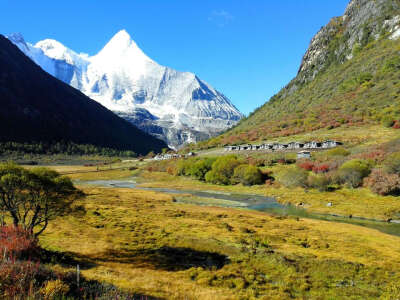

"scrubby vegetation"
[0,225,147,299]
[149,155,266,186]
[0,141,137,157]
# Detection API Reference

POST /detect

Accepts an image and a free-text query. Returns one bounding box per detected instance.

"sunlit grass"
[37,179,400,299]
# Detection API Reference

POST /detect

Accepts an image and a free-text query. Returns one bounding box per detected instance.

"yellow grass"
[38,180,400,299]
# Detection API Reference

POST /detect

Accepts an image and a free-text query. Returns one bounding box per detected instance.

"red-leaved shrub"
[312,163,330,174]
[353,150,386,164]
[0,226,38,260]
[298,161,314,171]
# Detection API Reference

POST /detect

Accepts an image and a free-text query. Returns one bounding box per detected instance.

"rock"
[297,0,400,84]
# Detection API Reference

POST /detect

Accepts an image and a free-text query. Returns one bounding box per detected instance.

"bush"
[205,155,241,185]
[276,167,308,188]
[326,147,350,157]
[340,159,372,177]
[382,116,395,128]
[364,169,400,196]
[312,163,330,174]
[188,158,217,181]
[307,174,332,192]
[0,260,41,298]
[41,279,70,299]
[383,152,400,175]
[232,164,263,186]
[0,226,38,260]
[297,160,314,171]
[335,159,372,188]
[176,158,195,176]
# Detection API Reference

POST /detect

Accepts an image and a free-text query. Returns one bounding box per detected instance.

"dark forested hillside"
[0,35,167,155]
[196,0,400,149]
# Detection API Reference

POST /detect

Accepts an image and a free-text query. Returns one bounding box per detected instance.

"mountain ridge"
[7,30,242,149]
[0,34,167,155]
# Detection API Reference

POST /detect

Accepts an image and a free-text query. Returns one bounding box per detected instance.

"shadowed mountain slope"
[0,35,167,155]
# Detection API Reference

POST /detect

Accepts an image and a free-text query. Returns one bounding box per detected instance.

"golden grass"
[39,181,400,299]
[33,163,138,181]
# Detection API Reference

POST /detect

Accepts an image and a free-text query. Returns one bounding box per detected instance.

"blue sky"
[1,0,349,115]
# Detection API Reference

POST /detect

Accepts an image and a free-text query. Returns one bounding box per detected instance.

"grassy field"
[32,166,400,299]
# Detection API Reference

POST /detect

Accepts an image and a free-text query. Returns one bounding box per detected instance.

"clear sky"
[1,0,349,115]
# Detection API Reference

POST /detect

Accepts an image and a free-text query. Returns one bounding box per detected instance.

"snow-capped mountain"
[7,30,242,148]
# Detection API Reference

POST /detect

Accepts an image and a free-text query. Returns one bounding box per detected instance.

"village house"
[304,141,322,149]
[297,151,311,159]
[225,140,342,153]
[322,140,343,148]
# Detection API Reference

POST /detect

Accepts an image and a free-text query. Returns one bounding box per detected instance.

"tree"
[205,155,241,185]
[188,158,216,181]
[232,164,263,186]
[0,163,79,237]
[336,159,372,188]
[276,167,308,188]
[384,152,400,175]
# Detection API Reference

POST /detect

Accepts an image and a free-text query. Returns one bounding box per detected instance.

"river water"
[76,178,400,237]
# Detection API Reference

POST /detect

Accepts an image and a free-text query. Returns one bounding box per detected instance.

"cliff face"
[298,0,400,84]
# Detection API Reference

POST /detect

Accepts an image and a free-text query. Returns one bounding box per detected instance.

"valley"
[34,163,400,299]
[1,0,400,298]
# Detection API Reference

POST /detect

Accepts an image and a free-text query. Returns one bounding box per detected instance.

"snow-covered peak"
[35,39,87,67]
[93,29,154,65]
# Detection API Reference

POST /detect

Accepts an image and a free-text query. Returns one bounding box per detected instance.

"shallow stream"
[76,178,400,237]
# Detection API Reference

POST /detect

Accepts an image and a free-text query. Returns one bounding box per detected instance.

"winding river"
[76,178,400,237]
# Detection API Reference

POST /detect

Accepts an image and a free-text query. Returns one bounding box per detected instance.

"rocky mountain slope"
[197,0,400,149]
[7,30,242,149]
[0,34,167,155]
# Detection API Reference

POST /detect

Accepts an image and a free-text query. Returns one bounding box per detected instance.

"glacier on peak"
[7,30,242,149]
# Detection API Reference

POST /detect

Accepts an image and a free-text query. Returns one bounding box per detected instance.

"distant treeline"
[0,141,137,157]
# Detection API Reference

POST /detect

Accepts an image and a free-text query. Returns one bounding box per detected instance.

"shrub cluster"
[174,156,264,186]
[276,167,308,188]
[0,225,38,260]
[279,158,375,192]
[335,159,372,188]
[232,164,263,186]
[297,160,334,174]
[205,155,242,185]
